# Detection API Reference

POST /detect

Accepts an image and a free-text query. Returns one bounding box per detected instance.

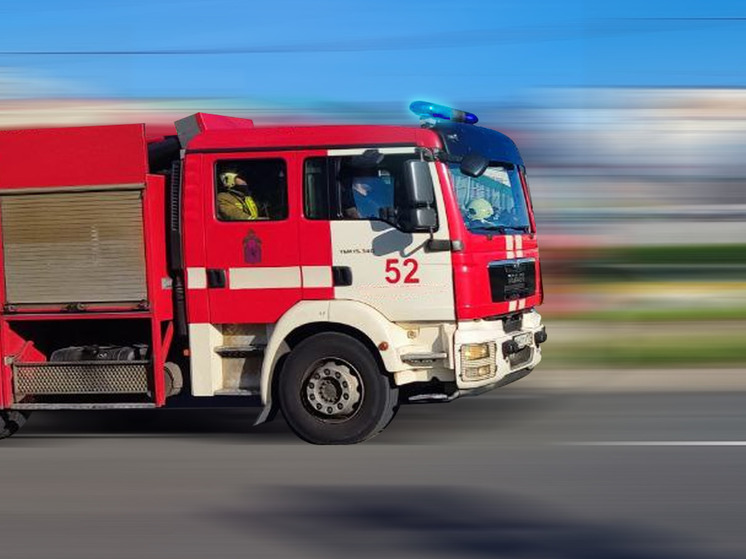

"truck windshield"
[449,163,531,235]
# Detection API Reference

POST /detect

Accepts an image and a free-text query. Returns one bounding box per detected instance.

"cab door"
[301,147,455,322]
[202,151,301,324]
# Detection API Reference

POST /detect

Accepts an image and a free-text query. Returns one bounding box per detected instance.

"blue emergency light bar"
[409,101,478,124]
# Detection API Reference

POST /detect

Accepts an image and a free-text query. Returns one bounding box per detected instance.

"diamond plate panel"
[13,361,149,396]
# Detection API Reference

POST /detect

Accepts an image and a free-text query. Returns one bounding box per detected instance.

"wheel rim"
[301,358,363,421]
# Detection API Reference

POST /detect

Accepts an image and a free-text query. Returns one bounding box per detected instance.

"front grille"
[489,258,536,303]
[13,361,149,397]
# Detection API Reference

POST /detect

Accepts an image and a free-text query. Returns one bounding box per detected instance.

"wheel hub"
[304,361,361,418]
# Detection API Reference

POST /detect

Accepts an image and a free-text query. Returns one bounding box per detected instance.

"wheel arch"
[259,300,409,406]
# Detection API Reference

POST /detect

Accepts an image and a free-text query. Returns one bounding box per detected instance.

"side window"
[303,153,409,222]
[215,159,288,222]
[304,157,331,220]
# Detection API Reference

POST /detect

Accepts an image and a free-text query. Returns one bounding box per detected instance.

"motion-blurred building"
[1,88,744,245]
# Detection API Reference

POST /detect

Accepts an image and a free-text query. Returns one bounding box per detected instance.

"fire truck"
[0,101,546,444]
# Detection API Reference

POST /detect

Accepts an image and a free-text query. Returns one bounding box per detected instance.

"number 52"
[385,258,420,284]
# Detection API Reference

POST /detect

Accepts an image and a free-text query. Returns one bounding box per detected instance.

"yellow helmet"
[467,198,493,220]
[220,172,238,188]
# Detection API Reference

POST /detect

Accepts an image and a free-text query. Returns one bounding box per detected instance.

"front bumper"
[454,310,545,390]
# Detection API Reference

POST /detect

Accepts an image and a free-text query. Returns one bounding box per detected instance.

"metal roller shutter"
[1,189,147,305]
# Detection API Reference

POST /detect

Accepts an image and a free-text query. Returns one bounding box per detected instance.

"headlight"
[461,343,490,361]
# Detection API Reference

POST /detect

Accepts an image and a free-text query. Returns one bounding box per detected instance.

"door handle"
[332,266,353,287]
[206,269,227,288]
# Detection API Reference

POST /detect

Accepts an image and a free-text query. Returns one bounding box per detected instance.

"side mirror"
[460,153,489,177]
[403,160,435,206]
[399,208,437,233]
[400,160,437,233]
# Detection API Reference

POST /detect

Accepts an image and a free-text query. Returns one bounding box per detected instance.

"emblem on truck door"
[243,230,262,264]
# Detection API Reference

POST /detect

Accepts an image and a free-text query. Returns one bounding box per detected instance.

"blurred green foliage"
[579,244,746,282]
[565,306,746,322]
[606,244,746,265]
[541,244,745,367]
[543,327,746,369]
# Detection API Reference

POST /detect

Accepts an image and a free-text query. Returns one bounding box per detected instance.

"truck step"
[401,352,447,365]
[215,345,266,358]
[214,388,259,396]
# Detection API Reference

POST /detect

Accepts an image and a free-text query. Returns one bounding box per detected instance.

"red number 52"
[385,258,420,284]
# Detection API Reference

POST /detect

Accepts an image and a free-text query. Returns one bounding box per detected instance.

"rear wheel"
[0,410,30,440]
[278,333,398,445]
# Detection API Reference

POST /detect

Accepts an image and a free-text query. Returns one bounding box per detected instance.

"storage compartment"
[1,189,147,306]
[6,318,154,404]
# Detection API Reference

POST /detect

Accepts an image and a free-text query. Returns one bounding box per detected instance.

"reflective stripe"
[302,266,333,288]
[187,267,207,289]
[515,235,524,258]
[227,192,258,219]
[506,235,515,260]
[229,267,301,289]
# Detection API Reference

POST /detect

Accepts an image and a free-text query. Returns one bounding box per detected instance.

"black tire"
[0,410,30,440]
[278,332,398,445]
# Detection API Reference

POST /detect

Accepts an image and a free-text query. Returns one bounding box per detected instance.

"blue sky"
[1,0,745,105]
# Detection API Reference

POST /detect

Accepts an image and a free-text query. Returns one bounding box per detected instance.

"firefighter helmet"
[467,198,494,220]
[220,172,239,188]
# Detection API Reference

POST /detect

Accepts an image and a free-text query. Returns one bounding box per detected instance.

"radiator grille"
[13,361,149,396]
[488,258,536,303]
[1,189,147,304]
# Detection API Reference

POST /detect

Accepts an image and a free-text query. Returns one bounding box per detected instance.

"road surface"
[1,368,745,558]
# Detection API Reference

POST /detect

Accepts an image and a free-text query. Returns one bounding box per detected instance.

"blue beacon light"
[409,101,479,124]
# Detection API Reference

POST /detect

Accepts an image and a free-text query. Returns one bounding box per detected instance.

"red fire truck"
[0,101,546,444]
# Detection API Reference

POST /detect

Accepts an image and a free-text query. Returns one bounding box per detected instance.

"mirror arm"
[434,149,461,164]
[426,238,460,252]
[415,147,436,162]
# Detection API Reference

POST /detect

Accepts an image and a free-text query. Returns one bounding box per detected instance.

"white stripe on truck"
[301,266,333,288]
[186,267,207,289]
[228,267,301,290]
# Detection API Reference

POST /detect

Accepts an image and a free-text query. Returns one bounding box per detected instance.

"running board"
[401,352,447,365]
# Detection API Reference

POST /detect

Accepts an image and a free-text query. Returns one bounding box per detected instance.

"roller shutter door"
[1,189,147,305]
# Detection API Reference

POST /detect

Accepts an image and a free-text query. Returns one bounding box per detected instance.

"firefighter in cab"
[217,172,259,221]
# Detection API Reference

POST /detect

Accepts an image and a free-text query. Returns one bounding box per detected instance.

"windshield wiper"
[470,224,507,233]
[470,224,531,234]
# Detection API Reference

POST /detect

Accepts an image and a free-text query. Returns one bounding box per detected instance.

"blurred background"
[2,0,743,371]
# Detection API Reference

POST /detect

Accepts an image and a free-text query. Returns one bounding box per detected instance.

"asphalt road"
[2,369,746,558]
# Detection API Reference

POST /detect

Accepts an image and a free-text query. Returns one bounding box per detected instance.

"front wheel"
[278,333,398,445]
